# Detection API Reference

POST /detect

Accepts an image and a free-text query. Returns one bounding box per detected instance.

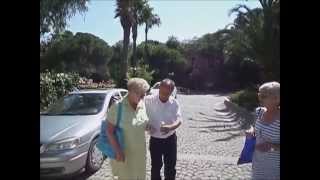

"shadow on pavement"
[188,117,237,123]
[194,117,238,123]
[178,90,232,96]
[214,132,243,142]
[193,126,242,133]
[189,124,239,129]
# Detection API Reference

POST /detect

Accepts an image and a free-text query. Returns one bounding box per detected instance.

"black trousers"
[149,133,177,180]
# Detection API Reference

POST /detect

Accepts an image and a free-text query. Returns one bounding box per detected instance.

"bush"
[128,64,155,85]
[40,71,80,111]
[230,87,259,112]
[78,77,115,89]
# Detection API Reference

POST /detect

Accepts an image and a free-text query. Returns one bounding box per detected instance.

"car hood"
[40,115,102,143]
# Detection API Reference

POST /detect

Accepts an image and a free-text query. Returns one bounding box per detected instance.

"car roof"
[69,88,127,94]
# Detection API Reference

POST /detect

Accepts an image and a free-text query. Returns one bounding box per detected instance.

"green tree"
[40,0,89,36]
[115,0,135,88]
[128,64,154,84]
[40,71,80,110]
[137,42,187,84]
[228,0,280,81]
[141,4,161,57]
[41,31,113,81]
[166,36,181,50]
[108,42,123,84]
[131,0,148,67]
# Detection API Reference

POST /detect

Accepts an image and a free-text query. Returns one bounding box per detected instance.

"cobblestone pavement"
[53,94,253,180]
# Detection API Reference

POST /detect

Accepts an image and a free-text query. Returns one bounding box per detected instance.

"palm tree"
[115,0,134,88]
[228,0,279,81]
[258,0,280,80]
[131,0,147,67]
[141,4,161,57]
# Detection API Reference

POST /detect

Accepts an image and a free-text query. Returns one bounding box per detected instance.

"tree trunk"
[145,24,149,58]
[132,22,138,67]
[119,26,131,88]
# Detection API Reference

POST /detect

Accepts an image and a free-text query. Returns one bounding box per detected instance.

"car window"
[45,93,106,116]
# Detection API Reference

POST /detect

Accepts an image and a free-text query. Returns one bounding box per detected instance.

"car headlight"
[46,137,80,152]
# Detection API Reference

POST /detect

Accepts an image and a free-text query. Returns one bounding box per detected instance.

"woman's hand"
[107,122,125,162]
[245,126,255,138]
[115,149,125,162]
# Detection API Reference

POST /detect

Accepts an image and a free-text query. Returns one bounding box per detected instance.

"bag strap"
[115,102,123,128]
[257,107,263,120]
[252,107,263,126]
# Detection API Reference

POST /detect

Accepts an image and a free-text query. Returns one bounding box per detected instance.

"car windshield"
[43,93,106,116]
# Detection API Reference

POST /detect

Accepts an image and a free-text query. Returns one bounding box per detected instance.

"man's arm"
[160,118,182,134]
[170,118,182,130]
[160,100,182,134]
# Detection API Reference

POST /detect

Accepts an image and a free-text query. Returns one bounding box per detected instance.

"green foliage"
[224,57,261,89]
[78,77,115,89]
[140,3,161,31]
[128,63,155,84]
[140,3,161,57]
[40,0,279,92]
[166,36,181,50]
[40,71,80,111]
[227,1,280,82]
[41,31,113,81]
[176,1,280,90]
[137,43,187,84]
[40,0,88,36]
[196,31,227,58]
[108,41,130,86]
[230,87,259,111]
[131,0,149,67]
[114,0,137,88]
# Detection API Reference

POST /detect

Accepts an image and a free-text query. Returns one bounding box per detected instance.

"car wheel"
[86,138,104,173]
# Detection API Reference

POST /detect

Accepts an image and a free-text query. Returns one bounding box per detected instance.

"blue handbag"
[237,107,263,165]
[97,102,124,159]
[237,136,256,165]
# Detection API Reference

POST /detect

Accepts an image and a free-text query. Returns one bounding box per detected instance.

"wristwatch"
[270,147,275,152]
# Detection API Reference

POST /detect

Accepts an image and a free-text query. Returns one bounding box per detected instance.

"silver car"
[40,89,128,177]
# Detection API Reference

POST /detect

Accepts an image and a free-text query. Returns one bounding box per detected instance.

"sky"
[67,0,261,46]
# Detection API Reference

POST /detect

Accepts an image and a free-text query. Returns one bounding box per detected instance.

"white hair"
[127,78,150,95]
[259,81,280,98]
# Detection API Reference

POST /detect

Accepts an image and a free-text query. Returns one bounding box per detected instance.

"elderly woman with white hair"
[246,81,280,180]
[107,78,152,180]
